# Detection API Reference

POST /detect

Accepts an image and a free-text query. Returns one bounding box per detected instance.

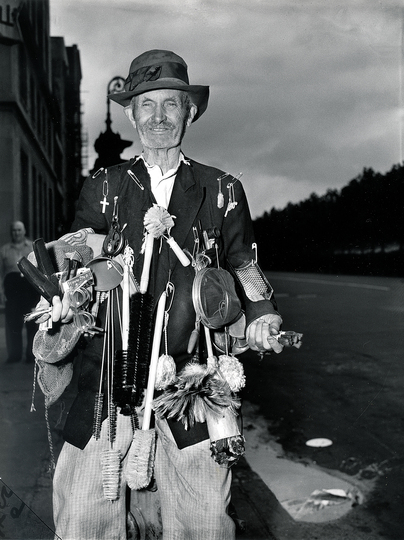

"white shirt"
[136,153,190,209]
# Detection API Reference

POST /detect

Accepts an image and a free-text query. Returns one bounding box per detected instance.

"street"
[0,271,403,539]
[240,271,404,539]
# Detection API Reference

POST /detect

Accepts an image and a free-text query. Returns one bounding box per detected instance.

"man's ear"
[124,105,136,129]
[186,104,198,127]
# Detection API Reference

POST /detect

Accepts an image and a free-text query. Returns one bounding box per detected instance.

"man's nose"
[153,104,166,122]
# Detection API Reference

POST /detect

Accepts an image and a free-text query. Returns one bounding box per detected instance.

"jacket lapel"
[126,160,203,294]
[168,162,204,248]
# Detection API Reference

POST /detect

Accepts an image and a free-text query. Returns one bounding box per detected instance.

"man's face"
[11,222,25,243]
[132,89,194,151]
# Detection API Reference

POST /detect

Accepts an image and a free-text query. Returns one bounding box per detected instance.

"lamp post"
[91,76,132,173]
[106,76,125,130]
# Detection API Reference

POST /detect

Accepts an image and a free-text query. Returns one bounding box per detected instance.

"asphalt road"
[240,271,404,539]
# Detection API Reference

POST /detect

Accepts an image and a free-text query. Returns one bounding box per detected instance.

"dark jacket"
[63,157,278,449]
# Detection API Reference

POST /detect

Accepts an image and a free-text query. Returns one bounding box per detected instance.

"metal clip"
[92,167,104,178]
[102,197,127,256]
[192,226,200,259]
[217,173,229,209]
[252,243,258,264]
[127,169,144,190]
[224,173,243,217]
[165,281,175,312]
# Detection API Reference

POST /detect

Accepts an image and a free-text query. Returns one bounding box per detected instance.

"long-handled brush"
[126,288,167,490]
[140,206,190,295]
[100,289,122,501]
[113,246,141,415]
[139,232,154,294]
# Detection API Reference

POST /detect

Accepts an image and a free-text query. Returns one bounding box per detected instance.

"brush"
[114,243,154,416]
[100,289,123,500]
[126,288,167,490]
[140,206,190,296]
[114,246,137,413]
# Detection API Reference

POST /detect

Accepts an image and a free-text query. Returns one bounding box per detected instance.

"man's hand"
[246,313,283,354]
[33,293,74,324]
[51,293,74,323]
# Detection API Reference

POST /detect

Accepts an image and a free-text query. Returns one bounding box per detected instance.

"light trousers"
[154,418,235,540]
[53,414,133,540]
[53,416,235,539]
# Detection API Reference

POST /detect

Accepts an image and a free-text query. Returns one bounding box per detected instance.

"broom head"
[126,428,156,490]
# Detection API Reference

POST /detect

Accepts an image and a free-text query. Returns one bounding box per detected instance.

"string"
[30,361,38,412]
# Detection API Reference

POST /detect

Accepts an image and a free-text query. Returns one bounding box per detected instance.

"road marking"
[275,276,390,291]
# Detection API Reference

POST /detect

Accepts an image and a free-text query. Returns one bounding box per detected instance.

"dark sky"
[51,0,403,217]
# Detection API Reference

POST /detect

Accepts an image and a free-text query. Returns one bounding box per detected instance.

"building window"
[41,106,46,147]
[48,118,53,160]
[54,146,62,180]
[48,188,55,239]
[37,173,44,238]
[37,91,41,139]
[20,149,30,228]
[42,176,48,239]
[32,166,38,238]
[30,76,36,127]
[18,46,28,110]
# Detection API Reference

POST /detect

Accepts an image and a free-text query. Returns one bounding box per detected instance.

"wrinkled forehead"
[133,88,189,105]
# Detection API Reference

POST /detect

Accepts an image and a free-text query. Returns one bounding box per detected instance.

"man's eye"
[165,101,177,108]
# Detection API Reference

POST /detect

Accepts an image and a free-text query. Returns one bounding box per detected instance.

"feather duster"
[217,354,246,393]
[153,362,240,430]
[154,354,176,390]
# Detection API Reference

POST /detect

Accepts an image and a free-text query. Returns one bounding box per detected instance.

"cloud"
[51,0,404,218]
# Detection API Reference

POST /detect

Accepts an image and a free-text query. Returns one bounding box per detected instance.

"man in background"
[0,221,38,363]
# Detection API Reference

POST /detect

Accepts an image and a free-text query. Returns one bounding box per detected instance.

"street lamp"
[106,76,125,130]
[91,76,132,173]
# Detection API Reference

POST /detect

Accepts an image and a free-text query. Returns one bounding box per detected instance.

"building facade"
[0,0,82,248]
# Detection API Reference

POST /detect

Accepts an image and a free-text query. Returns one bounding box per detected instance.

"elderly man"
[0,221,38,363]
[49,49,285,540]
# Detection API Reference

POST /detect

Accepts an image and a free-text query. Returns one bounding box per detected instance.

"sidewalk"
[0,309,56,539]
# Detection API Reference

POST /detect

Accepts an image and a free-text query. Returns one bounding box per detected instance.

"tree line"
[253,164,404,276]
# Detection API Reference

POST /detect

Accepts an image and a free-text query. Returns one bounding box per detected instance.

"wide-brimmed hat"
[108,49,209,122]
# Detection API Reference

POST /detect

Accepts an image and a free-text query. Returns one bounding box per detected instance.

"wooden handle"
[166,236,190,267]
[142,291,167,430]
[204,325,214,358]
[122,263,130,350]
[140,233,154,294]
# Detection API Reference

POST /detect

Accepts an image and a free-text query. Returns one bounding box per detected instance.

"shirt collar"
[11,239,30,248]
[134,152,191,172]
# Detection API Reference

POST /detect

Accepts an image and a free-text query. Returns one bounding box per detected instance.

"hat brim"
[108,79,209,122]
